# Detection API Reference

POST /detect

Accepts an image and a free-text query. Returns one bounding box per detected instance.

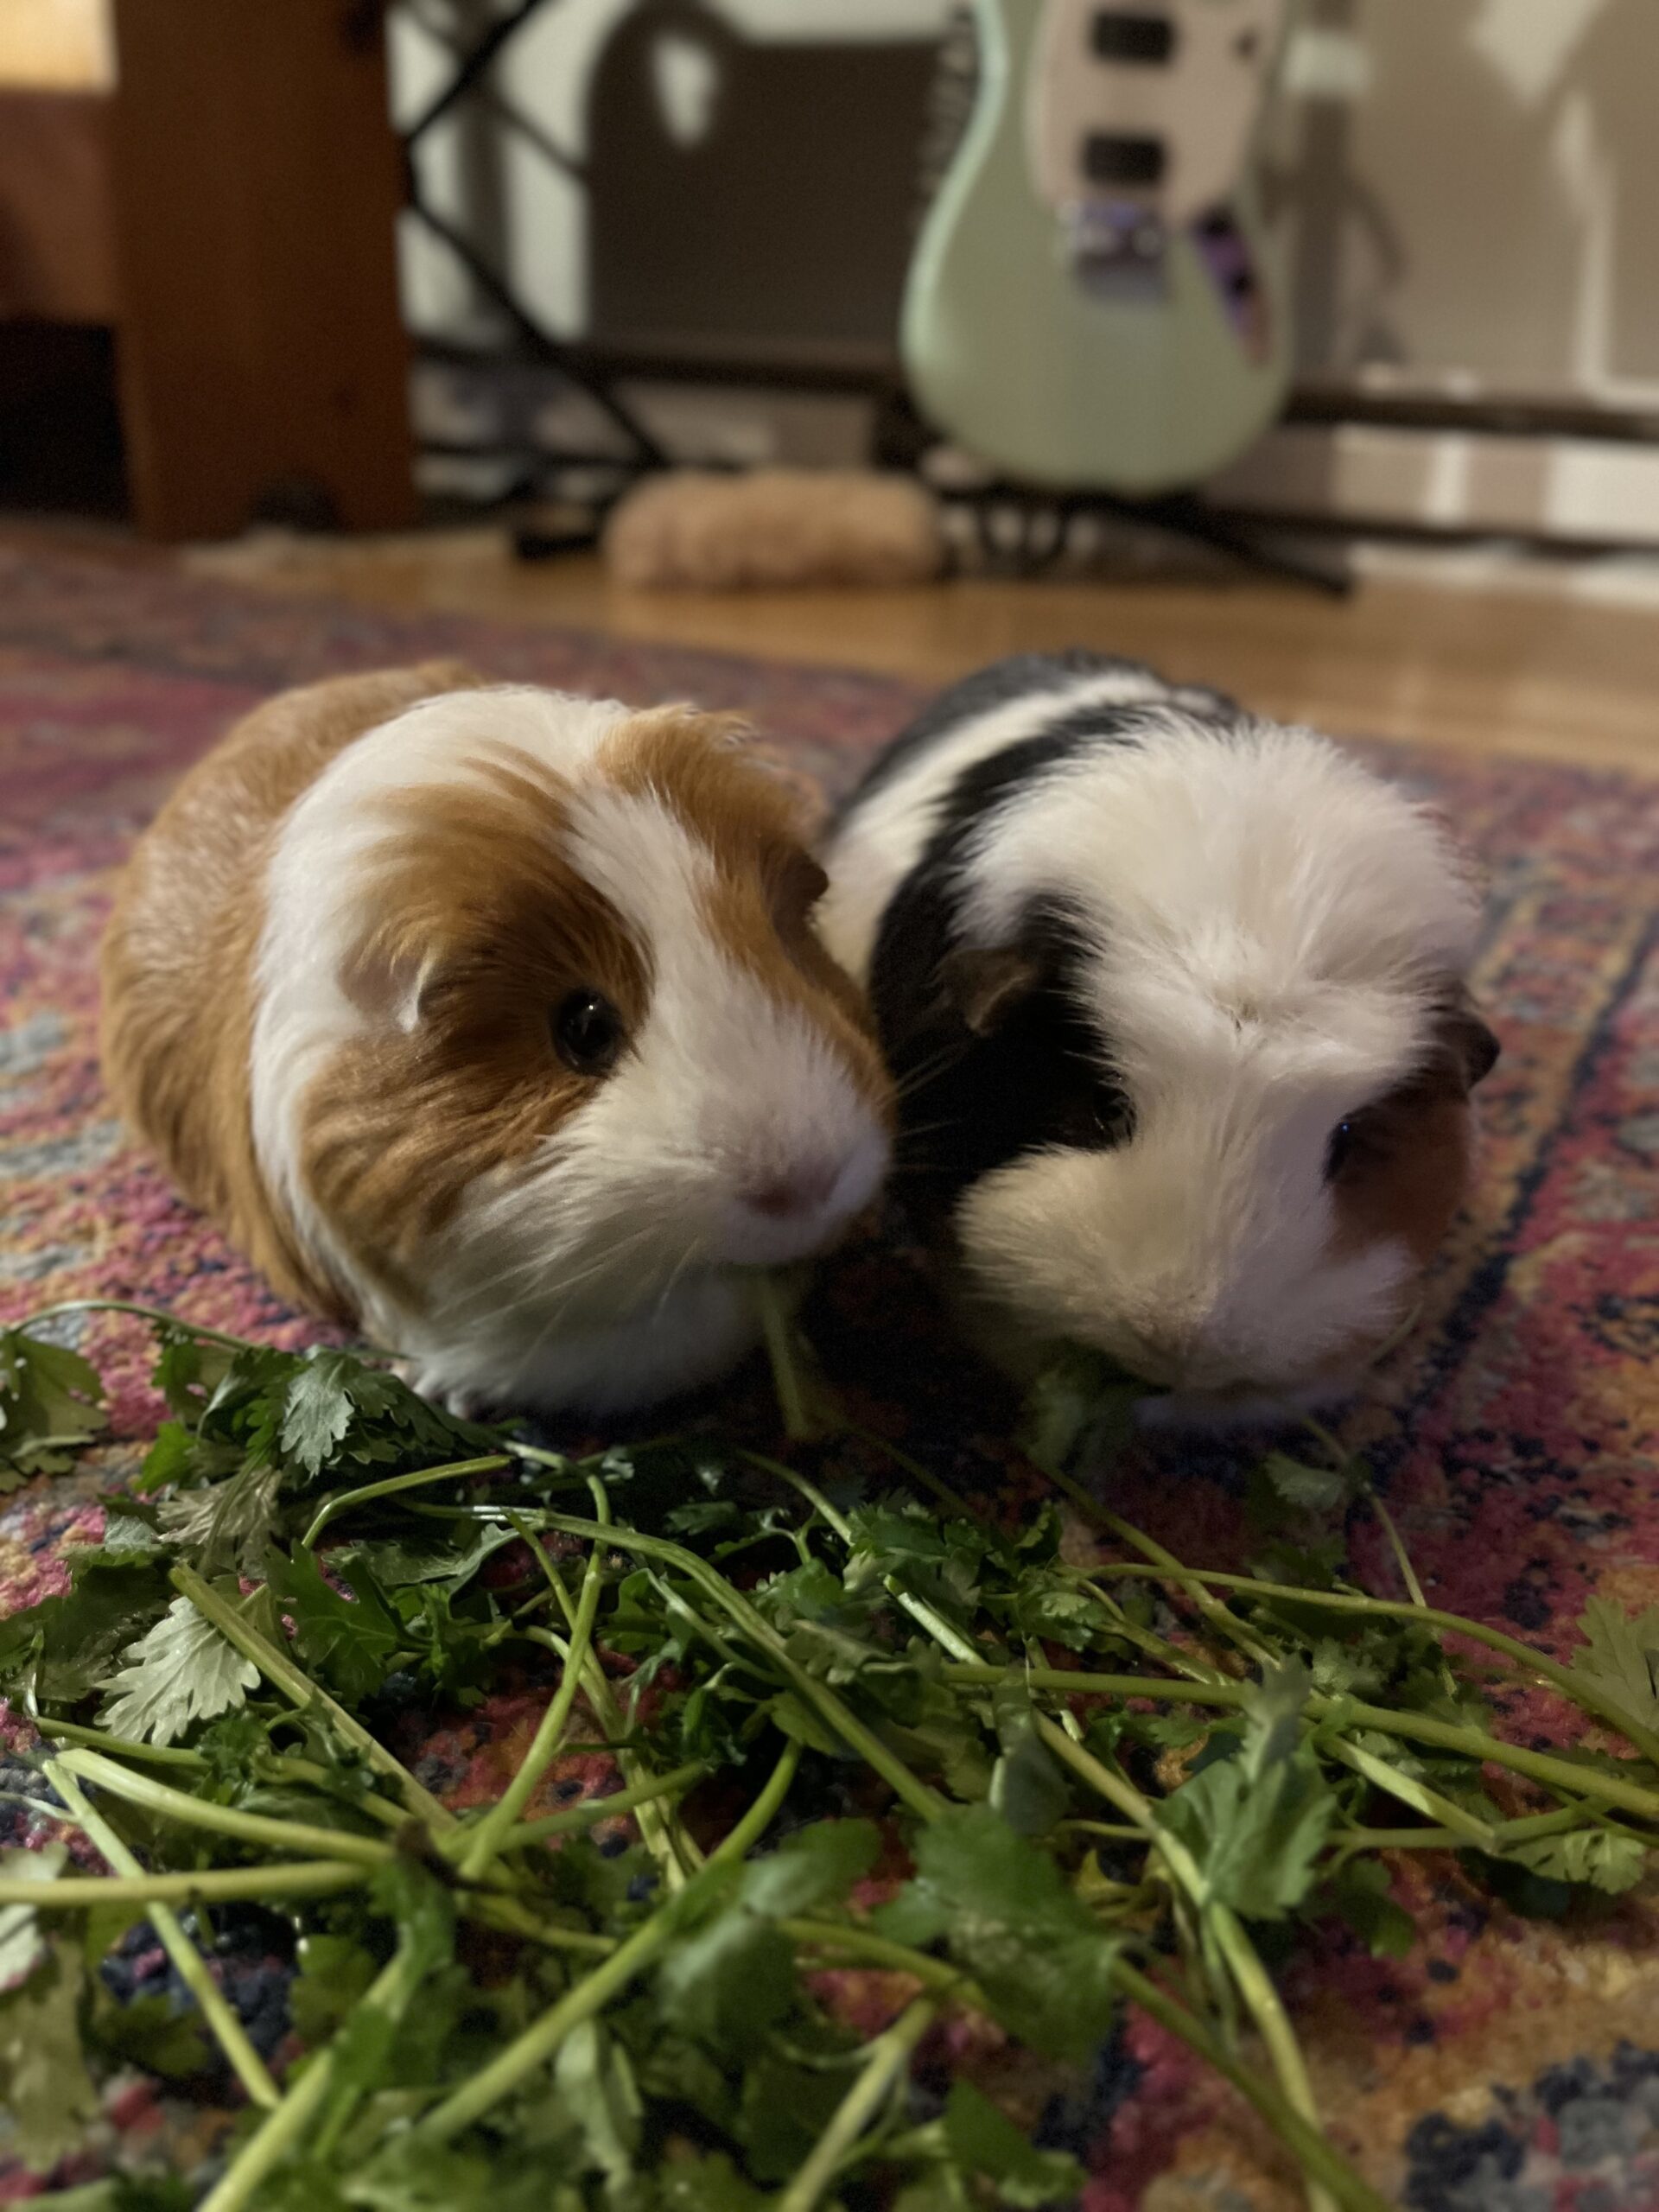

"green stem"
[944,1660,1245,1707]
[20,1298,256,1351]
[478,1507,946,1823]
[46,1760,280,2112]
[170,1564,456,1831]
[949,1656,1659,1826]
[1043,1462,1277,1669]
[413,1738,802,2145]
[301,1457,512,1549]
[774,1998,936,2212]
[1368,1491,1430,1612]
[780,1920,976,1994]
[1085,1565,1659,1770]
[513,1511,695,1891]
[35,1717,208,1768]
[0,1861,368,1908]
[1036,1720,1335,2212]
[1209,1906,1336,2212]
[200,1953,407,2212]
[744,1452,984,1666]
[1325,1697,1659,1822]
[460,1516,607,1881]
[1331,1806,1588,1863]
[1109,1960,1391,2212]
[54,1748,393,1866]
[1325,1739,1498,1852]
[753,1274,814,1443]
[491,1763,707,1853]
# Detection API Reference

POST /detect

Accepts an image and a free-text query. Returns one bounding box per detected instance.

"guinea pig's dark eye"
[552,989,625,1077]
[1095,1093,1136,1147]
[1325,1119,1357,1180]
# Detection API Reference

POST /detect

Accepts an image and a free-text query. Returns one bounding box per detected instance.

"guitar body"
[902,0,1294,495]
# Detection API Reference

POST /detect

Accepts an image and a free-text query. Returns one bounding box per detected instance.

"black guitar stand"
[941,480,1353,596]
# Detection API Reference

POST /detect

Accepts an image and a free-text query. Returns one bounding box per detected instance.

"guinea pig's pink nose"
[741,1162,839,1220]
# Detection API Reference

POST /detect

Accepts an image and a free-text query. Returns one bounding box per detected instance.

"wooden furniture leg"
[108,0,415,540]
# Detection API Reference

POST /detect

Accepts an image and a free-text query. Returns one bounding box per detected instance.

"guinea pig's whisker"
[892,1047,967,1103]
[503,1225,673,1375]
[652,1236,705,1320]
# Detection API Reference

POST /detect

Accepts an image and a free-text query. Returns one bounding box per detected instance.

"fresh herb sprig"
[0,1297,1654,2212]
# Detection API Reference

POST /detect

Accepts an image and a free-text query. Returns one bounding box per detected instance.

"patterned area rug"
[2,539,1657,2209]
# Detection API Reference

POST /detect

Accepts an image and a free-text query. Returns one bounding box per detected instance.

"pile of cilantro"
[2,1295,1657,2212]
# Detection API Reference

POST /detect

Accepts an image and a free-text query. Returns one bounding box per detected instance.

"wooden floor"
[181,530,1659,779]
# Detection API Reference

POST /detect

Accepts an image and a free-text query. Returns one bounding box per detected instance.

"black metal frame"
[400,0,665,475]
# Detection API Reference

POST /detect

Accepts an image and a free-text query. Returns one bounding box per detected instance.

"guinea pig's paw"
[390,1354,480,1421]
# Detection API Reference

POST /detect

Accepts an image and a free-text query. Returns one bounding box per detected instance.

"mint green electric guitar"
[903,0,1295,494]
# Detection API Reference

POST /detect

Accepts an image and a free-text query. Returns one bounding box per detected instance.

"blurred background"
[1,0,1656,542]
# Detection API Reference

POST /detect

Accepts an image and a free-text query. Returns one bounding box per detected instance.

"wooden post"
[108,0,416,540]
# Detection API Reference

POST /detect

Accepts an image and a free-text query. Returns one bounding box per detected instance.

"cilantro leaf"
[1324,1859,1415,1959]
[874,1806,1118,2063]
[656,1914,798,2057]
[1019,1345,1147,1477]
[1567,1598,1659,1743]
[98,1593,261,1745]
[0,1943,100,2170]
[269,1544,402,1702]
[0,1560,172,1705]
[281,1352,360,1476]
[738,1819,880,1918]
[657,1821,880,2056]
[1255,1452,1359,1516]
[159,1459,284,1575]
[1157,1663,1334,1920]
[943,2080,1085,2208]
[0,1843,67,1993]
[1506,1826,1648,1896]
[0,1327,107,1482]
[988,1681,1070,1837]
[556,2018,643,2189]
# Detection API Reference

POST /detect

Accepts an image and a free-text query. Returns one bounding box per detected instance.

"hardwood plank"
[188,535,1659,779]
[107,0,414,540]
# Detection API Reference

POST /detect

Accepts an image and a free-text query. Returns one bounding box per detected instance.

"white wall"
[1285,0,1659,403]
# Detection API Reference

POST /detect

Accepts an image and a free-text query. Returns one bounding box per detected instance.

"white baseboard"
[1207,422,1659,549]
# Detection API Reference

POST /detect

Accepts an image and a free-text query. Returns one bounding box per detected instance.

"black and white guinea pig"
[817,652,1498,1409]
[102,664,892,1416]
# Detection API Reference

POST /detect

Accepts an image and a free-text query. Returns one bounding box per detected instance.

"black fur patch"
[843,658,1252,1213]
[833,649,1165,816]
[866,726,1150,1206]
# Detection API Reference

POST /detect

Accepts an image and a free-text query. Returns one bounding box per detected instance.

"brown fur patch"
[299,746,650,1294]
[1329,1080,1477,1271]
[601,707,893,1117]
[99,662,486,1319]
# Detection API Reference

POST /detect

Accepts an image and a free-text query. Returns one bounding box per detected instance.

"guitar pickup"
[1083,133,1167,188]
[1091,12,1178,65]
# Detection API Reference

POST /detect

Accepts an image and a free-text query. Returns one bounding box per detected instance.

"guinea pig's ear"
[936,943,1044,1038]
[1433,984,1501,1093]
[339,926,445,1036]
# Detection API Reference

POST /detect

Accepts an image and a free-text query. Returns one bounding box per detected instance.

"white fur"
[252,687,887,1414]
[816,663,1197,984]
[825,689,1483,1405]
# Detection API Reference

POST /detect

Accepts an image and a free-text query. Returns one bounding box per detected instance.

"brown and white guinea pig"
[817,652,1498,1413]
[101,664,892,1415]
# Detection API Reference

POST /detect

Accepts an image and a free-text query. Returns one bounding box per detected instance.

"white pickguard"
[1028,0,1290,231]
